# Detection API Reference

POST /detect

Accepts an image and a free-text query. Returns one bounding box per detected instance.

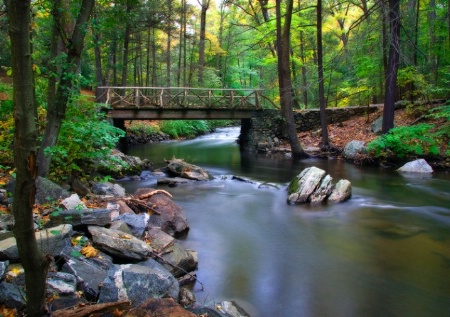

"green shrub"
[160,120,210,138]
[367,124,440,158]
[127,121,160,137]
[44,99,125,180]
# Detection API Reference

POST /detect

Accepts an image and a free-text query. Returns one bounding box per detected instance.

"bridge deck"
[97,86,271,120]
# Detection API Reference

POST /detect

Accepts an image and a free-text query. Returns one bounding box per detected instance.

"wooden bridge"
[97,86,273,120]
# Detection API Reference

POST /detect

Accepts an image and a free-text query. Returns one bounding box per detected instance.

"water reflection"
[125,127,450,317]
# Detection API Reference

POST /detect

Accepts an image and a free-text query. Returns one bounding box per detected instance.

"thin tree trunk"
[121,1,132,87]
[166,0,172,87]
[276,0,307,159]
[37,0,95,177]
[317,0,329,147]
[92,9,104,86]
[382,0,401,133]
[7,1,49,316]
[198,0,210,85]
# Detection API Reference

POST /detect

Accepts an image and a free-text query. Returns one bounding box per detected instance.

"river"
[122,127,450,317]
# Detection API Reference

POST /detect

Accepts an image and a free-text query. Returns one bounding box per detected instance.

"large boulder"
[60,245,113,300]
[113,213,150,238]
[47,208,113,228]
[287,167,327,204]
[92,182,126,197]
[88,226,152,261]
[0,282,26,309]
[35,176,71,205]
[98,262,179,306]
[328,179,352,203]
[97,149,151,177]
[0,224,72,262]
[287,167,352,204]
[165,158,214,181]
[397,159,433,174]
[343,140,366,160]
[135,188,189,237]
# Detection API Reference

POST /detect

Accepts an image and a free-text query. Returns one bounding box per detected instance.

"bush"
[367,124,440,158]
[127,121,160,137]
[44,99,125,180]
[160,120,210,138]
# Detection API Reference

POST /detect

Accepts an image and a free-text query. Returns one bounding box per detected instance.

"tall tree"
[6,0,48,315]
[317,0,329,147]
[37,0,95,176]
[382,0,401,133]
[197,0,211,85]
[276,0,307,159]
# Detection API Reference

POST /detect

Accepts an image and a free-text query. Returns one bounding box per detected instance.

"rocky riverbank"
[0,159,253,316]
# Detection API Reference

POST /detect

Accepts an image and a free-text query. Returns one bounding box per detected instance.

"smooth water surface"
[124,127,450,317]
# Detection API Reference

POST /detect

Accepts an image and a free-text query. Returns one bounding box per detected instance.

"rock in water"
[287,167,327,204]
[165,158,214,181]
[287,167,352,204]
[397,159,433,174]
[328,179,352,203]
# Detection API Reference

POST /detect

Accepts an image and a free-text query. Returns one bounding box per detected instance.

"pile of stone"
[287,166,352,204]
[0,180,246,316]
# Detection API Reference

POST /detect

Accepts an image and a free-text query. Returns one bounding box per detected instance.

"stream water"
[122,127,450,317]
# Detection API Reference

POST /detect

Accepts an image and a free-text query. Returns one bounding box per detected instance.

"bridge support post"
[238,118,252,152]
[112,118,128,153]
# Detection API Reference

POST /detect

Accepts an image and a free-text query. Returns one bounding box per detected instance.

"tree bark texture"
[7,0,48,316]
[37,0,95,177]
[382,0,401,133]
[198,0,210,85]
[275,0,307,159]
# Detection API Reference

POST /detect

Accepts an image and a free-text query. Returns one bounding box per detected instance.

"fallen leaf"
[81,245,99,258]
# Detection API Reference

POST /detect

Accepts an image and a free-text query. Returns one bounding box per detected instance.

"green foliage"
[0,82,14,165]
[44,98,125,180]
[367,124,441,158]
[160,120,211,138]
[127,121,160,137]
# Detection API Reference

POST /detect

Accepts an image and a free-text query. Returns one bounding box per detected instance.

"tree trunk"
[166,0,172,87]
[317,0,329,147]
[275,0,307,159]
[37,0,95,177]
[92,9,104,87]
[7,1,49,316]
[121,0,132,87]
[198,0,210,85]
[382,0,401,133]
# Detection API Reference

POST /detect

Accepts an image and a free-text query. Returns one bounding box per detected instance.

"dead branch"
[138,189,173,200]
[51,300,131,317]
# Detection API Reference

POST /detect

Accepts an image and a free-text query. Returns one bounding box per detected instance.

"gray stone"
[328,179,352,203]
[0,261,8,280]
[59,193,87,210]
[0,282,26,309]
[136,188,189,237]
[35,176,71,205]
[287,167,327,204]
[220,301,251,317]
[46,272,77,297]
[92,182,126,197]
[371,116,383,134]
[48,209,113,228]
[397,159,433,174]
[146,227,175,254]
[110,220,133,235]
[310,174,333,204]
[71,178,91,197]
[98,262,179,305]
[165,158,214,181]
[88,226,152,261]
[113,213,150,238]
[343,140,366,160]
[157,242,198,278]
[0,224,72,261]
[60,246,111,300]
[0,214,14,231]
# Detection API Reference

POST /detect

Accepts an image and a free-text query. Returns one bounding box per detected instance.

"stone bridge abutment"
[240,105,380,153]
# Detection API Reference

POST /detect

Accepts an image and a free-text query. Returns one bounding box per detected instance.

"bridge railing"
[96,87,274,109]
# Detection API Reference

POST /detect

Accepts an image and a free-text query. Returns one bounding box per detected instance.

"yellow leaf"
[118,234,131,239]
[80,245,99,258]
